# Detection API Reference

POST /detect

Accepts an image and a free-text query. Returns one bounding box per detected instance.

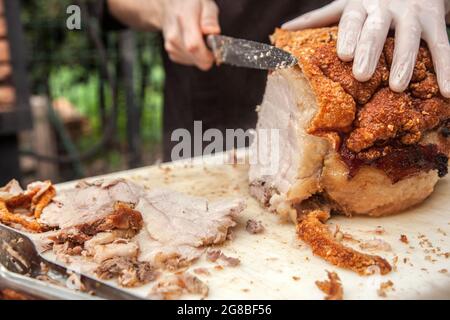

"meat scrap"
[65,272,86,292]
[315,271,343,300]
[220,254,240,267]
[359,239,392,252]
[246,219,265,234]
[182,273,209,297]
[77,202,143,237]
[373,226,385,235]
[95,257,158,288]
[149,273,208,300]
[206,249,221,262]
[400,234,409,244]
[377,280,394,298]
[206,249,240,267]
[297,210,392,275]
[193,268,210,276]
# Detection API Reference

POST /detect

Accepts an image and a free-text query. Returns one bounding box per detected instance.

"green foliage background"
[21,0,164,173]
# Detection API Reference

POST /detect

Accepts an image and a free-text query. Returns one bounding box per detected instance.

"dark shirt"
[102,0,332,160]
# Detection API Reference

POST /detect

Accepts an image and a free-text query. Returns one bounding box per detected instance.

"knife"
[206,34,298,70]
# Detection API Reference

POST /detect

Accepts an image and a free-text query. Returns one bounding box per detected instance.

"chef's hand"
[158,0,220,71]
[282,0,450,98]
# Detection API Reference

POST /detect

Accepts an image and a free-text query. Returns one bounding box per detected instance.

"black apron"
[161,0,332,160]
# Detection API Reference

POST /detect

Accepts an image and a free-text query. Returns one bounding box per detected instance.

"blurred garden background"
[18,0,165,183]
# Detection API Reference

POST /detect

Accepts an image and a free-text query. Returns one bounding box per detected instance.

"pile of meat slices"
[0,179,245,294]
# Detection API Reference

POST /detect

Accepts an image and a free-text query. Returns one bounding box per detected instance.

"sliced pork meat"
[148,272,209,300]
[49,203,143,253]
[39,179,143,228]
[91,241,139,264]
[9,178,245,287]
[249,27,449,219]
[95,257,158,288]
[0,180,24,201]
[84,230,136,253]
[136,190,245,269]
[137,190,243,247]
[0,175,245,290]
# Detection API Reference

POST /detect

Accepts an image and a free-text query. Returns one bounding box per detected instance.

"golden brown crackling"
[273,27,450,157]
[410,73,439,99]
[296,210,392,275]
[0,182,56,232]
[311,43,389,105]
[0,201,45,233]
[33,186,56,219]
[347,88,450,152]
[77,202,144,236]
[315,271,343,300]
[384,38,433,83]
[273,28,356,135]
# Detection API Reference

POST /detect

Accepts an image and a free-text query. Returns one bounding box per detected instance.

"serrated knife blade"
[206,35,298,70]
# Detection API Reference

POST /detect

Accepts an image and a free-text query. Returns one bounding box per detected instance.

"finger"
[168,51,191,65]
[201,0,221,34]
[353,9,392,82]
[281,0,346,30]
[337,0,366,61]
[422,18,450,98]
[163,19,197,66]
[389,17,421,92]
[163,19,185,58]
[178,6,214,70]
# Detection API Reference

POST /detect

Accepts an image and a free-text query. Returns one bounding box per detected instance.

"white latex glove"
[159,0,220,70]
[283,0,450,98]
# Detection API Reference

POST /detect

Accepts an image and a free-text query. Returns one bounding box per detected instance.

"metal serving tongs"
[0,223,143,300]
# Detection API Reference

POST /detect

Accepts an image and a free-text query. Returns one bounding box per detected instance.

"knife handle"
[205,34,216,51]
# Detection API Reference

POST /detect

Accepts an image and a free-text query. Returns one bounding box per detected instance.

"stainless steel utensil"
[206,34,298,70]
[0,223,143,300]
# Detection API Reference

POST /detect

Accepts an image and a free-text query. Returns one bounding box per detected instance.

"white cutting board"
[52,150,450,300]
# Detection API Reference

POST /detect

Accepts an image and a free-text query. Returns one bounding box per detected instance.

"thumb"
[200,0,221,34]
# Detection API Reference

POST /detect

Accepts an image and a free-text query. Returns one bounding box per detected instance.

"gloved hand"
[158,0,220,70]
[283,0,450,98]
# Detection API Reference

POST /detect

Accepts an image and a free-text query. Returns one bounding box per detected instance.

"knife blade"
[206,35,298,70]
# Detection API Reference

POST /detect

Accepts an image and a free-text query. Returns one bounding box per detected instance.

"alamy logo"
[66,5,81,30]
[171,121,280,176]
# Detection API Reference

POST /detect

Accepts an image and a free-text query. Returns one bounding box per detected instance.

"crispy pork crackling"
[249,27,449,220]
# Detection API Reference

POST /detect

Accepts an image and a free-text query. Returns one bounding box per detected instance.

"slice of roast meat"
[136,189,245,269]
[138,189,243,247]
[39,179,143,229]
